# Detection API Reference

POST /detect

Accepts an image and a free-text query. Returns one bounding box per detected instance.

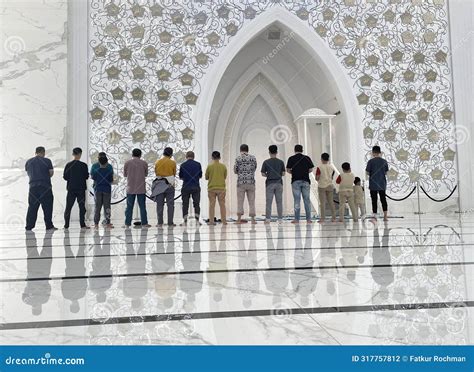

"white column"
[67,0,89,159]
[448,0,473,212]
[328,118,333,160]
[303,118,308,153]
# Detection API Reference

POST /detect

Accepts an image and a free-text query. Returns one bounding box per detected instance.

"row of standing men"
[24,144,389,230]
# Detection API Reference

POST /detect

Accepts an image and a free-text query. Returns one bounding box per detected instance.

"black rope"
[385,186,417,201]
[420,185,457,203]
[89,191,181,204]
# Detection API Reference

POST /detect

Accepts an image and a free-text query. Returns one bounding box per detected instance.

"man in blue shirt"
[91,153,114,228]
[178,151,202,225]
[365,145,389,221]
[24,146,57,231]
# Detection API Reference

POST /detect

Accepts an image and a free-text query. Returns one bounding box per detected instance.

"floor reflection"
[5,217,472,344]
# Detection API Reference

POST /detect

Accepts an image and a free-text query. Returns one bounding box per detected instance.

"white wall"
[449,0,474,212]
[0,0,68,224]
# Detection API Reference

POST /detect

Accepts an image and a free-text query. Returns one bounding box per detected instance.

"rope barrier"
[89,191,181,204]
[385,186,417,201]
[88,184,457,207]
[420,185,457,203]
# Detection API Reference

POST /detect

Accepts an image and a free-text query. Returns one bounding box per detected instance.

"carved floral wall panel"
[89,0,456,199]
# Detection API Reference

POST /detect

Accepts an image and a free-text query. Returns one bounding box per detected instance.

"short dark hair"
[268,145,278,154]
[72,147,82,155]
[98,156,108,165]
[35,146,45,154]
[163,147,173,157]
[211,151,221,160]
[240,144,249,152]
[294,144,303,153]
[98,152,106,158]
[372,145,381,154]
[321,153,330,161]
[132,148,142,157]
[342,162,351,171]
[354,177,361,185]
[186,151,195,159]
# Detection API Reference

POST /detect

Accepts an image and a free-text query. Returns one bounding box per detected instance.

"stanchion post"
[414,180,425,215]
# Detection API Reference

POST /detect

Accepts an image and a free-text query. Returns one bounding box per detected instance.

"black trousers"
[370,190,388,213]
[64,190,87,228]
[26,186,54,230]
[181,186,201,219]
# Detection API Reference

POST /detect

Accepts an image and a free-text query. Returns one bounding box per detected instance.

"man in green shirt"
[205,151,227,225]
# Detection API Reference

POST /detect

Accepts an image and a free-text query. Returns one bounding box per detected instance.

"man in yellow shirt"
[205,151,227,225]
[154,147,176,227]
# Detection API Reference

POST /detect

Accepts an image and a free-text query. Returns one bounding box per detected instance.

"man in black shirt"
[24,146,57,231]
[286,144,314,223]
[63,147,90,229]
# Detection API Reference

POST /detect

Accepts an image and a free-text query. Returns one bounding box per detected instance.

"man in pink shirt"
[124,148,150,227]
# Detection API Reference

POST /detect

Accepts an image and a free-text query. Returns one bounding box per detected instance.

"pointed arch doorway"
[193,7,363,219]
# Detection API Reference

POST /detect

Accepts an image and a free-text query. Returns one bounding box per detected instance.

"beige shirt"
[337,172,355,192]
[316,163,335,189]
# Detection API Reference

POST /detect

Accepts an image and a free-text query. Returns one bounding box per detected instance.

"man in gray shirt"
[123,148,150,228]
[261,145,285,223]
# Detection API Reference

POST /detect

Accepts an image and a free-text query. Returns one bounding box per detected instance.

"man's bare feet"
[307,220,313,224]
[105,224,114,228]
[291,220,299,224]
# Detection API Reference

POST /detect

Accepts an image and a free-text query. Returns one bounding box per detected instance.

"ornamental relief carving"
[89,0,455,199]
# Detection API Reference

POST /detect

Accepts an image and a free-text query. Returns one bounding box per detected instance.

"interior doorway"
[197,8,363,219]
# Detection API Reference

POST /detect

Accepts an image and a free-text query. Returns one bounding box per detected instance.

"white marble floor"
[0,215,472,345]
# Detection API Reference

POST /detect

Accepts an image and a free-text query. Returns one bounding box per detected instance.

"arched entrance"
[193,7,363,218]
[212,72,298,216]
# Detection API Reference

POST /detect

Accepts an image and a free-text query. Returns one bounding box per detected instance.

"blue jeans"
[125,194,148,226]
[291,180,311,221]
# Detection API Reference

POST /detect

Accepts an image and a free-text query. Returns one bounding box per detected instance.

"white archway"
[211,61,303,146]
[194,6,363,171]
[215,73,297,216]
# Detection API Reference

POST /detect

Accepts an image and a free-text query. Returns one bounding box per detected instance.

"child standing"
[353,177,365,218]
[91,154,114,228]
[315,153,336,223]
[336,162,358,222]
